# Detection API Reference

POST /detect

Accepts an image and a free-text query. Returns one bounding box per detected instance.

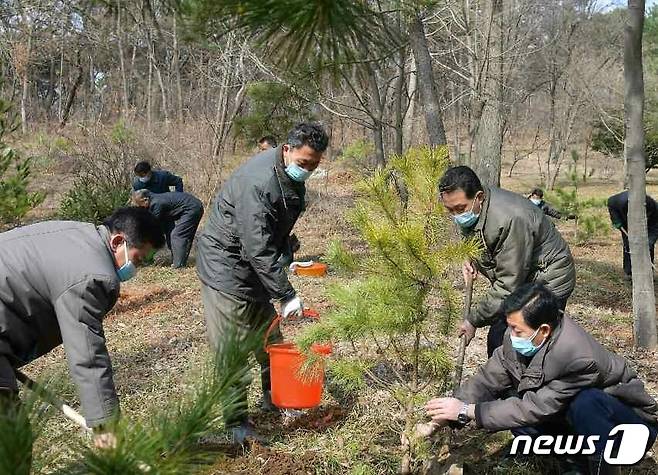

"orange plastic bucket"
[293,262,328,277]
[265,309,332,409]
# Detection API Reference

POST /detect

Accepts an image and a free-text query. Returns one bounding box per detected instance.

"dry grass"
[14,144,658,474]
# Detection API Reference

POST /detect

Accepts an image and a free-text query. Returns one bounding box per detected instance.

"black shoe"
[229,420,266,446]
[260,390,280,413]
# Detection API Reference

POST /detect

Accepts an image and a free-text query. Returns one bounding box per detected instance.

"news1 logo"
[510,424,650,465]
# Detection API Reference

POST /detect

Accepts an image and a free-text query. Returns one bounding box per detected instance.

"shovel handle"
[452,278,474,393]
[14,370,92,433]
[264,308,320,352]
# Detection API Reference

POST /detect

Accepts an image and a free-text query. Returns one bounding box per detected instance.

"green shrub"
[0,98,45,228]
[337,139,375,170]
[59,128,144,224]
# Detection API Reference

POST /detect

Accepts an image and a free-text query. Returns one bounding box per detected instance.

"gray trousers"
[165,210,203,268]
[200,284,282,426]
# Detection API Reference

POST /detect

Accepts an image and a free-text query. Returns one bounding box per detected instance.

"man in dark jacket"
[607,190,658,280]
[528,188,562,219]
[132,190,204,268]
[196,122,328,443]
[439,166,576,357]
[425,284,658,475]
[132,161,184,193]
[0,208,165,448]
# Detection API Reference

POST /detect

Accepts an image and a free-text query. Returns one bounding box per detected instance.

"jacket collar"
[98,225,118,269]
[472,186,492,234]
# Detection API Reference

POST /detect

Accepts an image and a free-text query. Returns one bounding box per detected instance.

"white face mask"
[530,198,542,206]
[138,174,151,183]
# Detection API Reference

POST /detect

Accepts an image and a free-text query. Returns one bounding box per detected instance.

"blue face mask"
[530,198,542,206]
[452,196,481,228]
[510,327,545,357]
[117,242,137,282]
[285,162,312,182]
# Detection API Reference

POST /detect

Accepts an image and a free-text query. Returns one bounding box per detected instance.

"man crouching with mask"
[424,284,658,475]
[0,207,165,451]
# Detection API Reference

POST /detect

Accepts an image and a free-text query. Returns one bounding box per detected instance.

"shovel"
[415,277,474,439]
[14,369,92,434]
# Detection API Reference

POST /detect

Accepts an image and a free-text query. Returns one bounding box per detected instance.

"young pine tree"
[297,146,479,474]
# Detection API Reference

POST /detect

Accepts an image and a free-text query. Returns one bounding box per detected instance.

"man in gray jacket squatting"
[196,122,329,444]
[0,207,165,448]
[425,284,658,475]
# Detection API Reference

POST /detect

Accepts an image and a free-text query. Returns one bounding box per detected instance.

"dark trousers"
[512,388,658,457]
[200,284,282,426]
[621,232,657,277]
[168,210,203,268]
[486,296,569,357]
[0,355,31,475]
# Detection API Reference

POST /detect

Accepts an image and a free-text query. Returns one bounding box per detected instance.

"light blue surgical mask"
[530,198,542,206]
[285,162,312,182]
[510,327,546,357]
[117,242,137,282]
[453,196,481,228]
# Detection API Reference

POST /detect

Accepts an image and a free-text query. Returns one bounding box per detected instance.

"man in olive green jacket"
[425,284,658,474]
[439,166,575,356]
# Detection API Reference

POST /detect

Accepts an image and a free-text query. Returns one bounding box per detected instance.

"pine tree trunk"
[473,0,504,188]
[116,0,130,117]
[407,12,447,147]
[403,53,417,148]
[625,0,657,349]
[173,16,184,122]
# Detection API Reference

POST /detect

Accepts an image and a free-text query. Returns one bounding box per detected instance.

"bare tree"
[625,0,657,349]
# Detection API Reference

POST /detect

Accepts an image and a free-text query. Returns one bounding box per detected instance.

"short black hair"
[438,166,483,199]
[134,161,152,175]
[503,283,561,330]
[103,207,165,249]
[531,188,544,198]
[287,122,329,153]
[258,135,277,147]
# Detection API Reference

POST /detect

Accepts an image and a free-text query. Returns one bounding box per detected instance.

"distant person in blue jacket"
[132,161,183,193]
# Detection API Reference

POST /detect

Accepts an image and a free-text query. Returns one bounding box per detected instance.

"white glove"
[281,296,303,319]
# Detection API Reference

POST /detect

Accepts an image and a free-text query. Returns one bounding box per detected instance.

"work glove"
[281,295,303,320]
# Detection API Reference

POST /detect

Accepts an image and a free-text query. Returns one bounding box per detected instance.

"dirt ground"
[19,150,658,474]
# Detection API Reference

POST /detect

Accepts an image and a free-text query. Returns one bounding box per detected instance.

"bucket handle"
[264,308,320,352]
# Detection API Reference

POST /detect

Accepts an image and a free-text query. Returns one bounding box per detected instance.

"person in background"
[196,122,328,444]
[257,136,278,152]
[132,190,204,269]
[0,208,165,450]
[132,161,184,194]
[439,166,575,357]
[425,284,658,475]
[528,188,562,219]
[607,190,658,281]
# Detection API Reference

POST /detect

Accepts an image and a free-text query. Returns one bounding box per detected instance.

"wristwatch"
[457,403,470,426]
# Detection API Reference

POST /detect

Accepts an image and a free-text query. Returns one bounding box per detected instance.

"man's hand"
[93,431,117,450]
[458,319,476,346]
[281,295,303,319]
[462,261,478,284]
[425,397,465,424]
